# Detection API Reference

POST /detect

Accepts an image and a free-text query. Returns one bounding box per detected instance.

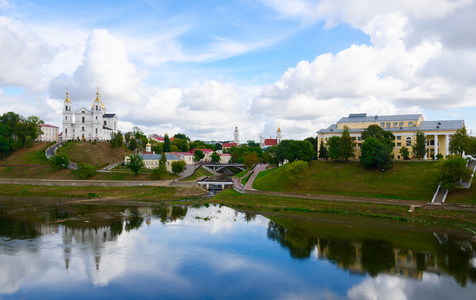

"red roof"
[264,139,278,146]
[189,148,214,154]
[219,153,231,156]
[39,124,59,128]
[222,143,237,148]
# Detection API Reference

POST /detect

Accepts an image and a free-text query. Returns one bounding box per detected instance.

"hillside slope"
[56,141,132,168]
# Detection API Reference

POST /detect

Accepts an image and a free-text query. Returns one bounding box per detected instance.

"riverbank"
[210,189,476,234]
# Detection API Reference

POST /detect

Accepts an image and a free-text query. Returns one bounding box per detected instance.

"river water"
[0,201,475,299]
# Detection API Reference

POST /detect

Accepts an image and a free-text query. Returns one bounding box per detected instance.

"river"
[0,199,475,299]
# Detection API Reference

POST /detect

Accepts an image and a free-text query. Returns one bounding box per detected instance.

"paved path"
[0,178,172,187]
[243,164,268,191]
[178,164,201,180]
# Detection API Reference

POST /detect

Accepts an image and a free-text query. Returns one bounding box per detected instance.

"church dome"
[64,91,71,103]
[91,88,105,110]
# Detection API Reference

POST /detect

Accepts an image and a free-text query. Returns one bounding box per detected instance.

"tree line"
[0,112,43,158]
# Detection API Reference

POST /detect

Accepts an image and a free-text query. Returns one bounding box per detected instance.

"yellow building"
[317,113,464,160]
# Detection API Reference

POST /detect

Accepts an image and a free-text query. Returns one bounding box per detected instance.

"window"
[82,126,84,131]
[96,106,98,110]
[358,136,362,141]
[386,123,390,128]
[65,116,67,120]
[380,122,385,127]
[397,142,401,146]
[393,122,398,127]
[406,137,411,146]
[104,121,107,126]
[325,138,328,141]
[82,117,85,123]
[399,122,403,126]
[358,143,361,147]
[95,128,98,134]
[409,122,414,127]
[96,116,98,120]
[352,137,356,141]
[65,129,67,134]
[397,136,401,140]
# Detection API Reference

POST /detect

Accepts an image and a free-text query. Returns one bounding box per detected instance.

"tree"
[449,126,469,156]
[151,142,163,154]
[247,140,260,148]
[412,130,427,159]
[435,155,472,190]
[467,136,476,157]
[327,136,341,161]
[194,149,205,162]
[159,151,167,166]
[361,124,395,150]
[152,165,167,179]
[244,152,259,168]
[304,137,317,153]
[25,115,43,143]
[361,137,393,169]
[126,154,144,175]
[275,140,292,165]
[211,152,220,163]
[110,131,124,150]
[124,132,131,145]
[286,140,314,163]
[173,133,190,141]
[172,137,188,152]
[339,126,355,161]
[49,154,69,170]
[285,160,308,186]
[128,138,137,151]
[171,160,186,174]
[318,139,328,160]
[132,126,143,140]
[163,134,171,152]
[75,163,97,179]
[399,146,410,160]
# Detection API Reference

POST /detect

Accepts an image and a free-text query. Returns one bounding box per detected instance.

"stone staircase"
[432,186,448,204]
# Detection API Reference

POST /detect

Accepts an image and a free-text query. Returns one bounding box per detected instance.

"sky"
[1,0,476,142]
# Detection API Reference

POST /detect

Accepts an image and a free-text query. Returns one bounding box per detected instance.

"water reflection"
[267,220,476,285]
[0,204,475,299]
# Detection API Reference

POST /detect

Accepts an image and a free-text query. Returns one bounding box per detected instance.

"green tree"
[124,132,131,145]
[211,152,220,163]
[127,154,144,175]
[399,146,410,160]
[132,126,143,140]
[412,130,427,159]
[163,134,171,152]
[327,136,341,161]
[159,151,167,166]
[304,137,317,152]
[244,152,259,168]
[128,138,137,151]
[194,149,205,162]
[361,124,395,150]
[75,163,97,179]
[152,164,168,179]
[172,137,188,152]
[361,137,393,169]
[467,136,476,157]
[25,115,43,143]
[435,155,472,190]
[110,131,124,150]
[339,126,355,161]
[171,160,186,174]
[286,140,314,163]
[449,126,469,156]
[173,133,190,141]
[247,140,260,148]
[285,160,308,186]
[318,139,328,160]
[49,154,70,170]
[275,140,292,165]
[151,142,163,154]
[0,136,11,158]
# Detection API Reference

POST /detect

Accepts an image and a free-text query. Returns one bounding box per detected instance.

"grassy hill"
[56,141,132,168]
[253,161,441,201]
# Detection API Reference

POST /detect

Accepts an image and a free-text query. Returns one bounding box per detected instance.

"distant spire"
[64,87,71,103]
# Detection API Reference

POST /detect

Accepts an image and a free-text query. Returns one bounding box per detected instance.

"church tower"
[234,127,239,144]
[91,87,104,140]
[277,125,281,144]
[62,89,73,140]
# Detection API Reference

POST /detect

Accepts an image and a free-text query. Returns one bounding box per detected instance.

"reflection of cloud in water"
[0,254,51,294]
[348,273,476,300]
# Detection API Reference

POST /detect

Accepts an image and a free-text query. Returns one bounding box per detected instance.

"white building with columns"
[62,89,118,141]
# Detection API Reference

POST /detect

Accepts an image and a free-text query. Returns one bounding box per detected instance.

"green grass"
[233,168,251,178]
[253,161,440,201]
[57,141,132,168]
[0,142,51,165]
[182,167,213,181]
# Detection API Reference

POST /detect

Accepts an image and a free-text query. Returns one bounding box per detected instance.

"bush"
[171,160,186,174]
[152,165,168,179]
[74,163,97,179]
[49,154,70,170]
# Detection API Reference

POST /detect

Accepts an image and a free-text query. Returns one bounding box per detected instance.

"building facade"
[317,113,464,160]
[260,126,282,149]
[62,89,118,141]
[37,124,59,142]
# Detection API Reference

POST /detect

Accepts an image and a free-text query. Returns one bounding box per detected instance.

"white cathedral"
[62,88,118,141]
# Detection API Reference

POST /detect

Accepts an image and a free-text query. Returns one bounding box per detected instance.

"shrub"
[74,163,97,179]
[49,154,70,170]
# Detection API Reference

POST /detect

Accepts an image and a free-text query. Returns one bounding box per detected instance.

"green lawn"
[253,161,441,201]
[182,167,213,181]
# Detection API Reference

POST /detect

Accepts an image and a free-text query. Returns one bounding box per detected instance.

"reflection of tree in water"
[323,239,356,269]
[361,239,395,277]
[243,212,256,223]
[0,217,40,239]
[267,221,316,260]
[435,240,476,287]
[124,208,144,232]
[152,205,188,223]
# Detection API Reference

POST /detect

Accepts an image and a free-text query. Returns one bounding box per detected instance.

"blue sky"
[1,0,476,141]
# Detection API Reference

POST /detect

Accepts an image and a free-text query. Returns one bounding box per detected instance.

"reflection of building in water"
[316,239,445,280]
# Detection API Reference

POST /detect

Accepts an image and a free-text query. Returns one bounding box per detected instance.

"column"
[445,134,450,157]
[434,134,438,159]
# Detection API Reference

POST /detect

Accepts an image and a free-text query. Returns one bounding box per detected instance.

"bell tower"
[62,89,73,140]
[234,127,239,144]
[277,125,281,144]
